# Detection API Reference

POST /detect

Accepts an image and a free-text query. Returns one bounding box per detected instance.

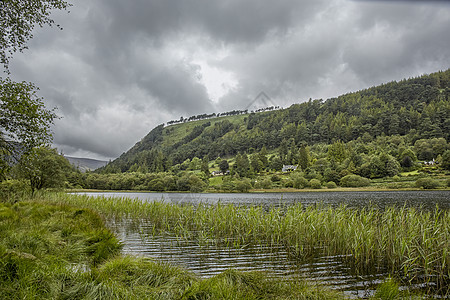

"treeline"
[100,69,450,174]
[166,106,282,126]
[166,109,249,125]
[92,135,450,192]
[252,105,280,113]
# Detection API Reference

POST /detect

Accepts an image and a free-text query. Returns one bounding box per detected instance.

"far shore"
[66,187,450,194]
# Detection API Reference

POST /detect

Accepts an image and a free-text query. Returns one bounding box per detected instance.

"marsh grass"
[43,192,450,296]
[1,196,343,299]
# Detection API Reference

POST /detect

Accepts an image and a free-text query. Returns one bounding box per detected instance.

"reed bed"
[1,198,344,299]
[45,192,449,294]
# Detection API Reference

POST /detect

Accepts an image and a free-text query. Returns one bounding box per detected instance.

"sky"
[8,0,450,161]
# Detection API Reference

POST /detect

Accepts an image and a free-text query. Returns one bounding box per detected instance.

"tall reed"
[44,192,449,293]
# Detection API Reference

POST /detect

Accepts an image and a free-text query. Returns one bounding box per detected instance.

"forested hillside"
[100,69,449,175]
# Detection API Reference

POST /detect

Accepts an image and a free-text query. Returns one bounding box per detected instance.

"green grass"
[161,114,248,149]
[208,176,223,187]
[1,195,345,299]
[43,192,450,296]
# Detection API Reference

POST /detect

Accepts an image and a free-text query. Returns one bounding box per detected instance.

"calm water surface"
[77,190,450,209]
[78,191,450,297]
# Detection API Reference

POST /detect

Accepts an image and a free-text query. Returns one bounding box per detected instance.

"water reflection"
[107,218,395,298]
[86,191,450,297]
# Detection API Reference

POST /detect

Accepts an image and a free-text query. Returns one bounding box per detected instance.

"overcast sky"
[8,0,450,160]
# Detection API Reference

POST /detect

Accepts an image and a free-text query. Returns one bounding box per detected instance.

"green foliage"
[0,179,30,202]
[291,173,309,189]
[182,269,340,300]
[309,178,322,189]
[219,158,230,173]
[254,178,272,189]
[414,138,448,161]
[340,174,370,187]
[0,0,71,71]
[269,156,283,171]
[298,144,310,170]
[15,146,72,193]
[415,178,441,189]
[85,229,122,266]
[101,70,450,176]
[441,150,450,170]
[374,277,400,300]
[201,155,210,175]
[0,201,121,299]
[48,193,450,296]
[327,140,347,163]
[0,79,58,179]
[326,181,337,189]
[235,178,252,192]
[233,153,250,177]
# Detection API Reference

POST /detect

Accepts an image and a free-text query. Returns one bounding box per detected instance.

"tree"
[1,0,70,179]
[201,155,210,176]
[441,150,450,171]
[15,146,72,194]
[233,153,250,177]
[1,78,58,179]
[1,0,71,71]
[219,159,229,174]
[298,144,310,171]
[269,156,283,171]
[250,153,263,173]
[327,140,347,164]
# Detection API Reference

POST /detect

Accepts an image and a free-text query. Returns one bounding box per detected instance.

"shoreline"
[66,187,450,194]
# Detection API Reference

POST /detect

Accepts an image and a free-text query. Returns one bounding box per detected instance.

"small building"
[282,165,298,172]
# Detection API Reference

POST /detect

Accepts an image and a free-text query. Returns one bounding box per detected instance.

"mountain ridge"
[99,69,450,174]
[65,156,108,172]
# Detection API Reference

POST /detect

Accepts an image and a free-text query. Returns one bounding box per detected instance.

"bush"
[326,181,337,189]
[293,176,309,189]
[415,178,441,189]
[235,179,252,192]
[255,178,272,189]
[447,178,450,187]
[340,175,370,187]
[283,179,294,188]
[271,174,281,182]
[0,180,31,202]
[309,179,322,189]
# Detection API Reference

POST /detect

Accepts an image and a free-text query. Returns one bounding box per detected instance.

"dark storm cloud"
[7,0,450,160]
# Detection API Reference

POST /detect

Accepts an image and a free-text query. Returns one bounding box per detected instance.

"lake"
[75,190,450,297]
[76,190,450,209]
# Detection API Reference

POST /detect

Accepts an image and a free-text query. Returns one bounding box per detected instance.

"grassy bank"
[44,192,450,296]
[0,196,344,299]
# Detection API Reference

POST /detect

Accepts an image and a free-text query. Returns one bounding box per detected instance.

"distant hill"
[65,156,108,172]
[99,69,450,173]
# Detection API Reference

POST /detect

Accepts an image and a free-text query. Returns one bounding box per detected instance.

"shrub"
[271,174,281,182]
[0,180,31,202]
[415,178,441,189]
[309,179,322,189]
[340,175,370,187]
[235,179,252,192]
[293,176,309,189]
[255,178,272,189]
[326,181,337,189]
[283,179,293,188]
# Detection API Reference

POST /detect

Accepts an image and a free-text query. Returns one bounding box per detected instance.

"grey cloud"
[7,0,450,160]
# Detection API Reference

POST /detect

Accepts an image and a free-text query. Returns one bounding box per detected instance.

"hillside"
[66,156,108,172]
[99,69,449,174]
